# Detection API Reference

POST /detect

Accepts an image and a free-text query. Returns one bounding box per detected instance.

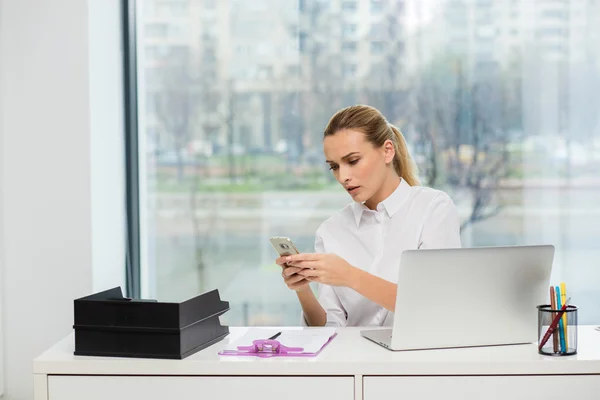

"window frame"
[123,0,141,298]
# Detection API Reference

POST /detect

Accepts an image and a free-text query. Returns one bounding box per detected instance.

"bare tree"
[288,0,369,183]
[298,1,347,147]
[151,53,223,293]
[453,80,511,230]
[361,3,408,125]
[412,82,441,186]
[222,80,238,183]
[153,64,199,182]
[410,58,517,231]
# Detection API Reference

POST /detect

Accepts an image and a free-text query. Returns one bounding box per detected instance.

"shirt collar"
[352,178,411,227]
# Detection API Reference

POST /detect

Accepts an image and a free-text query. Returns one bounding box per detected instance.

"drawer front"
[48,376,354,400]
[364,376,600,400]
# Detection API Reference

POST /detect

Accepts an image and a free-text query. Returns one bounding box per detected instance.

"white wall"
[0,0,5,393]
[0,1,125,399]
[89,0,126,293]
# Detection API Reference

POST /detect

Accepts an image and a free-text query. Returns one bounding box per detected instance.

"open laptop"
[361,245,554,351]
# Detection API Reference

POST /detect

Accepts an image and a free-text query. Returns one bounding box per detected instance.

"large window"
[131,0,600,325]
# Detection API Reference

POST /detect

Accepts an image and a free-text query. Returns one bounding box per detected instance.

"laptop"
[361,245,554,351]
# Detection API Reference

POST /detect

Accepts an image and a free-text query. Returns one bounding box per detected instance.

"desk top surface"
[34,326,600,376]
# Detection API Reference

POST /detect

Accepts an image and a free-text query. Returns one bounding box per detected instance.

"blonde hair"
[324,105,420,186]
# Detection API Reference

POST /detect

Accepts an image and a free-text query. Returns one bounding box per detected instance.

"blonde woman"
[276,105,461,327]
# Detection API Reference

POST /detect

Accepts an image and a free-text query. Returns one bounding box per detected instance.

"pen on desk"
[549,286,559,353]
[268,332,282,340]
[555,286,566,353]
[539,297,571,351]
[560,282,569,349]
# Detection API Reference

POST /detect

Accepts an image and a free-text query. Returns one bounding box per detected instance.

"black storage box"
[73,287,230,359]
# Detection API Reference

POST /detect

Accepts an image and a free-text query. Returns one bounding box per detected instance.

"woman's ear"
[383,139,395,164]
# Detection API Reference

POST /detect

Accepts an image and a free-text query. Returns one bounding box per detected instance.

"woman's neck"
[364,174,401,210]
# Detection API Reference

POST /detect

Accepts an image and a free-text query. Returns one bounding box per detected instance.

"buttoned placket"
[364,205,386,275]
[373,205,390,325]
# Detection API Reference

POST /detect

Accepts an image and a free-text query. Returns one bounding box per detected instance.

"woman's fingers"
[297,268,324,277]
[285,273,306,284]
[282,266,302,277]
[279,261,312,291]
[285,272,309,291]
[275,257,288,267]
[285,253,322,263]
[289,260,319,269]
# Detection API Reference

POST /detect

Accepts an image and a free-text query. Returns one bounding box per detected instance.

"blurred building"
[139,0,600,158]
[433,0,600,141]
[139,0,414,156]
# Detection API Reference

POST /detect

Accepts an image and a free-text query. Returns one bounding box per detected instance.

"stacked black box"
[73,287,229,359]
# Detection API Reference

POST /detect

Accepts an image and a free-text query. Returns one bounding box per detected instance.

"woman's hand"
[276,256,310,292]
[285,253,359,288]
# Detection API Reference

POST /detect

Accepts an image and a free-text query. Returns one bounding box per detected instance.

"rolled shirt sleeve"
[301,228,348,327]
[418,192,462,249]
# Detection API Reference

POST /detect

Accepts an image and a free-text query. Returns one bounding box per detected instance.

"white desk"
[34,326,600,400]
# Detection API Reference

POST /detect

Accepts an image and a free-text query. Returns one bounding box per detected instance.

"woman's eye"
[349,159,359,165]
[329,165,339,171]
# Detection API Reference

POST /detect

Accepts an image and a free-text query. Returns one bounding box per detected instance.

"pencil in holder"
[537,304,578,356]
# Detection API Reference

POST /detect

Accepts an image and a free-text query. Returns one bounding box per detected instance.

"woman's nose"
[338,166,350,183]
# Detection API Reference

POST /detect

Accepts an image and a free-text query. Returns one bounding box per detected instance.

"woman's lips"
[347,186,360,195]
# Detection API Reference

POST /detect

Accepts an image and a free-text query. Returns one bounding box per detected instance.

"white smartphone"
[269,236,300,257]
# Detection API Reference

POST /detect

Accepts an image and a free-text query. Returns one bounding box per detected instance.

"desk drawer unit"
[363,376,600,400]
[47,376,354,400]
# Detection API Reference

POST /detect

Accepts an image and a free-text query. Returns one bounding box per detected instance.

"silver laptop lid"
[391,245,554,350]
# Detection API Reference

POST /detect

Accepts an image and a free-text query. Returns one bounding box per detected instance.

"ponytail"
[389,124,420,186]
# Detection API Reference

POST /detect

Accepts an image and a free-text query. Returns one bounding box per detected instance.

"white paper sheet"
[223,328,336,353]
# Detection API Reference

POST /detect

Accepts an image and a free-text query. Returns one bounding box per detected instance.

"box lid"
[73,287,229,331]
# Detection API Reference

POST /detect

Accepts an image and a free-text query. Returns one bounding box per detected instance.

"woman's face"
[323,129,393,204]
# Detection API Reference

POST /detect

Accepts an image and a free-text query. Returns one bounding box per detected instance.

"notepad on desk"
[220,328,336,357]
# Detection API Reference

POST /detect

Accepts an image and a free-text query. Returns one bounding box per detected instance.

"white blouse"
[303,179,462,327]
